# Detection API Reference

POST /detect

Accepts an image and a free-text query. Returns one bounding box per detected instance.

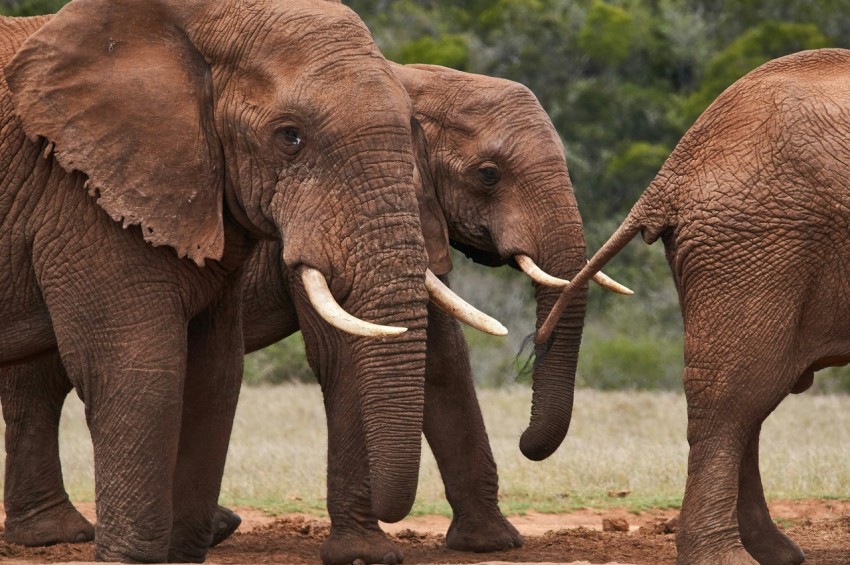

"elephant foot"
[320,526,402,565]
[167,529,209,564]
[742,526,805,565]
[210,504,242,547]
[446,511,523,552]
[677,545,759,565]
[4,500,94,547]
[94,532,169,564]
[167,543,207,564]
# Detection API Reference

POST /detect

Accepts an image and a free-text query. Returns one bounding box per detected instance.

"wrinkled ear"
[411,117,452,275]
[5,0,223,265]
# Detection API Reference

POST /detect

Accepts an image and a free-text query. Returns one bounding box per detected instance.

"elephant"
[0,0,453,561]
[536,48,850,565]
[2,60,632,563]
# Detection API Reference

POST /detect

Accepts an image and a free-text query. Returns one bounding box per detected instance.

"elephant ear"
[5,0,224,266]
[411,117,452,276]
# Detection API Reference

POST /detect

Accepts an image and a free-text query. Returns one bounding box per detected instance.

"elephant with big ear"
[1,62,631,564]
[537,48,850,565]
[0,0,466,560]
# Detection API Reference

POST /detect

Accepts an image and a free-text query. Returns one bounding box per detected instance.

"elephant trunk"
[519,222,588,461]
[334,169,429,522]
[346,252,428,522]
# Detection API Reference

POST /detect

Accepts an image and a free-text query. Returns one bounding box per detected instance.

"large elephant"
[2,63,628,563]
[0,0,441,561]
[537,48,850,565]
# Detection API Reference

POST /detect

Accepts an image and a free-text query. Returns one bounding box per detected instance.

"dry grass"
[2,384,849,515]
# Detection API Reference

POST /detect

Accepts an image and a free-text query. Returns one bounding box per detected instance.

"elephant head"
[5,0,433,521]
[393,63,631,460]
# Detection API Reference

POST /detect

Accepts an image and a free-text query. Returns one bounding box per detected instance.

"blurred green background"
[7,0,849,392]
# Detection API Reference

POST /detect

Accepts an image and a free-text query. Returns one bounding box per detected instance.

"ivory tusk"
[425,270,508,336]
[301,267,407,338]
[515,254,633,295]
[515,254,570,287]
[592,270,634,295]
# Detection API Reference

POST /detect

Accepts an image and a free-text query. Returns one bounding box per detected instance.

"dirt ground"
[1,500,849,564]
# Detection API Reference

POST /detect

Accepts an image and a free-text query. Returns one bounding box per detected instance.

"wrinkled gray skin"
[541,48,850,565]
[1,64,588,564]
[0,0,432,562]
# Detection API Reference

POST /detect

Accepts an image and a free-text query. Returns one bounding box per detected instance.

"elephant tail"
[534,184,674,345]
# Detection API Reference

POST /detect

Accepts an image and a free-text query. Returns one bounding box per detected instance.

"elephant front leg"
[60,326,187,562]
[423,306,521,552]
[1,353,94,546]
[737,425,805,565]
[169,282,245,563]
[317,353,401,565]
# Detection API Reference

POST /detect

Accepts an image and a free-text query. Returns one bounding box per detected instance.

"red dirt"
[1,500,849,564]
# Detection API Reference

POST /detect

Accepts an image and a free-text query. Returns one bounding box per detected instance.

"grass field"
[3,383,849,517]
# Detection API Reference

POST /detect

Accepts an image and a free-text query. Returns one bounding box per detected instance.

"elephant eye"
[478,164,501,187]
[276,125,303,156]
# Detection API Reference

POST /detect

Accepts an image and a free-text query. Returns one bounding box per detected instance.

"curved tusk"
[592,270,634,295]
[301,268,407,338]
[425,270,508,336]
[515,254,569,287]
[516,254,633,295]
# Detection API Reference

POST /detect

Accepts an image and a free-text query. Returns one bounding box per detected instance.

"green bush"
[683,21,830,121]
[578,0,634,66]
[578,333,684,390]
[810,366,850,394]
[0,0,68,16]
[243,334,313,386]
[396,33,470,70]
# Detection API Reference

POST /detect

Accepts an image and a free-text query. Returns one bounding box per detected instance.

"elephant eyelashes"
[478,164,501,187]
[276,125,303,156]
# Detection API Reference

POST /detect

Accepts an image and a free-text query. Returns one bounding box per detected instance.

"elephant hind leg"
[676,362,795,565]
[1,353,94,546]
[737,425,805,565]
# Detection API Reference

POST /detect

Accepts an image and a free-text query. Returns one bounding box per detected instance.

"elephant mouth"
[450,240,632,295]
[450,239,509,268]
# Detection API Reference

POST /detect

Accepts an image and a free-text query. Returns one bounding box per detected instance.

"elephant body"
[0,1,433,561]
[541,48,850,565]
[3,62,592,564]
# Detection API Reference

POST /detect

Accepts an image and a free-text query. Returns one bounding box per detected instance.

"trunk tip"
[371,491,416,524]
[519,427,566,461]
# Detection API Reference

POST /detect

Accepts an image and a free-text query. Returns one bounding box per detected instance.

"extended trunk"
[519,223,588,461]
[345,252,428,521]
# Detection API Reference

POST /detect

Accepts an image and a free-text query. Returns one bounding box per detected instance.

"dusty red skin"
[3,62,589,564]
[539,49,850,565]
[0,0,432,561]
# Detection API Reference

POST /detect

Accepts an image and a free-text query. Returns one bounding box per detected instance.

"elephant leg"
[319,354,402,565]
[422,305,521,552]
[676,364,789,565]
[737,425,804,565]
[210,504,242,547]
[1,353,94,546]
[290,308,400,565]
[169,279,245,563]
[50,311,187,562]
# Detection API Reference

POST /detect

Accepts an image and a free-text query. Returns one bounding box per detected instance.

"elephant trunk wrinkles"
[520,223,587,461]
[330,169,429,522]
[347,275,428,522]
